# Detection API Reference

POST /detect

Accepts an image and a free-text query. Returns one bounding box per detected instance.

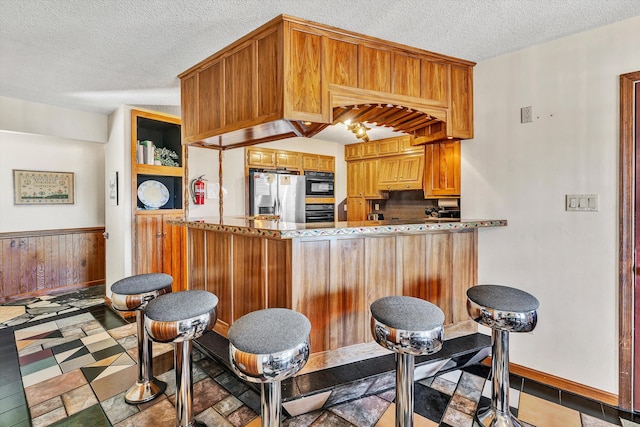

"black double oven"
[304,171,335,223]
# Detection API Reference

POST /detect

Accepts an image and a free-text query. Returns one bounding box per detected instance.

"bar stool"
[466,285,539,427]
[145,290,218,427]
[370,296,444,427]
[110,273,173,404]
[228,308,311,427]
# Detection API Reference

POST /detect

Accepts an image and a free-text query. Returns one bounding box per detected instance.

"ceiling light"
[344,121,370,142]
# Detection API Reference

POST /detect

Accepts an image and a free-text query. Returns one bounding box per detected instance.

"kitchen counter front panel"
[169,217,506,239]
[178,217,505,353]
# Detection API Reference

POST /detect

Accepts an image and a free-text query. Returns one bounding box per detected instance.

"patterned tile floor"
[1,286,640,427]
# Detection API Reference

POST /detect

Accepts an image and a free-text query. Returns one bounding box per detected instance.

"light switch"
[566,194,598,211]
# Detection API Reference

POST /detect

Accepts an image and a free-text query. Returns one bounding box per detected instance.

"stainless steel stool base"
[476,406,523,427]
[178,421,206,427]
[124,377,167,404]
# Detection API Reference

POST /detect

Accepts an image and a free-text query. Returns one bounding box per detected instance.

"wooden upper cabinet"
[362,159,381,198]
[392,52,422,98]
[302,153,319,170]
[275,151,300,170]
[345,144,362,160]
[179,15,474,146]
[424,140,461,197]
[225,43,255,125]
[347,161,364,197]
[247,148,276,168]
[317,155,335,172]
[378,154,424,191]
[421,60,448,105]
[377,138,399,156]
[361,141,378,158]
[450,66,473,139]
[359,46,391,93]
[287,25,322,120]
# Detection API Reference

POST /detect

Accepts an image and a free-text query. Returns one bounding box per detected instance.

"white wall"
[218,137,346,217]
[186,146,220,218]
[464,16,640,395]
[0,112,107,232]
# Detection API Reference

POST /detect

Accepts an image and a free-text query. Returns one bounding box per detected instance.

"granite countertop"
[168,217,507,239]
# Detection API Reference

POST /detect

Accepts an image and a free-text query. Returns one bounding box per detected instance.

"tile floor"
[1,286,640,427]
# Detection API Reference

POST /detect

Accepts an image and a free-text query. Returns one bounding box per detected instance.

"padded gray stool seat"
[145,290,218,427]
[111,273,173,404]
[370,296,444,427]
[228,308,311,427]
[467,285,539,427]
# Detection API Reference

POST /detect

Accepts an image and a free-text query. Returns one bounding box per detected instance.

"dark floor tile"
[0,404,29,426]
[50,338,83,355]
[560,391,604,419]
[460,363,490,379]
[50,403,111,427]
[0,381,23,400]
[604,403,639,424]
[0,392,26,415]
[237,388,261,414]
[92,344,125,361]
[214,370,250,396]
[413,382,450,423]
[521,378,560,404]
[509,373,524,392]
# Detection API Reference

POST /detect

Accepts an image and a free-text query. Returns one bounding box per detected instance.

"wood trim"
[483,357,618,407]
[619,70,640,410]
[0,227,105,239]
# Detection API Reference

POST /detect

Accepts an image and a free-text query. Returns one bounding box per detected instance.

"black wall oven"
[304,171,334,197]
[305,203,335,223]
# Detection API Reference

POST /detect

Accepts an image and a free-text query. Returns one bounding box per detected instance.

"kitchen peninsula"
[171,217,506,354]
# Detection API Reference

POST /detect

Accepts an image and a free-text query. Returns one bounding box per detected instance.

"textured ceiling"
[1,0,639,119]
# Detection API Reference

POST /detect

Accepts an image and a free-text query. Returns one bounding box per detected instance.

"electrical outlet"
[566,194,598,211]
[521,106,533,123]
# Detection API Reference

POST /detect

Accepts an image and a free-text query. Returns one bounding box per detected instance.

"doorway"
[619,70,640,411]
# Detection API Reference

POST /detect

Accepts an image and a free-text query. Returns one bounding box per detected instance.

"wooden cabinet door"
[345,144,362,160]
[163,216,186,291]
[377,138,399,156]
[378,157,400,190]
[363,159,381,198]
[424,141,461,197]
[361,141,378,158]
[397,154,424,189]
[134,214,163,275]
[275,152,300,170]
[392,52,421,98]
[247,148,276,168]
[346,197,366,221]
[318,155,335,172]
[302,154,319,171]
[399,135,423,154]
[347,161,364,197]
[359,46,391,93]
[450,65,473,139]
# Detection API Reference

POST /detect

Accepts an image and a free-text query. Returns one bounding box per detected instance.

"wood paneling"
[267,239,291,309]
[295,239,331,353]
[330,238,366,348]
[452,230,477,324]
[181,74,198,139]
[224,43,255,125]
[188,229,206,291]
[198,61,222,134]
[421,61,448,103]
[365,236,398,305]
[288,27,322,118]
[450,65,473,138]
[257,29,282,118]
[232,235,265,321]
[392,52,421,98]
[425,233,453,323]
[0,227,105,302]
[206,231,232,325]
[360,46,391,93]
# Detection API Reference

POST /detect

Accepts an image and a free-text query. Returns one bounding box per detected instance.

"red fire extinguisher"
[190,175,207,205]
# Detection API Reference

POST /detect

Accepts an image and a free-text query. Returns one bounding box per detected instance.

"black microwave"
[304,171,334,197]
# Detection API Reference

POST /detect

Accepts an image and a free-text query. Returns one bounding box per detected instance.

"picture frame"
[13,170,75,205]
[108,171,119,206]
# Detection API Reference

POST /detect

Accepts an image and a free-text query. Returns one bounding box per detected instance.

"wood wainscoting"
[0,227,106,302]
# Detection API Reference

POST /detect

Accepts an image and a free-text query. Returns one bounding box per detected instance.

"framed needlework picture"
[13,170,75,205]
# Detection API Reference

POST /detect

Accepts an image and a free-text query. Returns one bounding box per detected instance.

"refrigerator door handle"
[274,196,279,217]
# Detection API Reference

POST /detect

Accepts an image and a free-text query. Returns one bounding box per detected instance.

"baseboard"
[483,357,618,407]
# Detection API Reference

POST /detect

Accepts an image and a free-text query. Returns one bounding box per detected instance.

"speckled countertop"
[168,217,507,239]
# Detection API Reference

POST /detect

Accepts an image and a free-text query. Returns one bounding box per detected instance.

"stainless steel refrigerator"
[249,170,306,222]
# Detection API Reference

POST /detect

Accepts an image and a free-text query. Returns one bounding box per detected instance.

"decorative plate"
[137,180,169,209]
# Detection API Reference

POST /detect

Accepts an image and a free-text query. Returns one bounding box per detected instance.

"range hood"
[178,15,475,149]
